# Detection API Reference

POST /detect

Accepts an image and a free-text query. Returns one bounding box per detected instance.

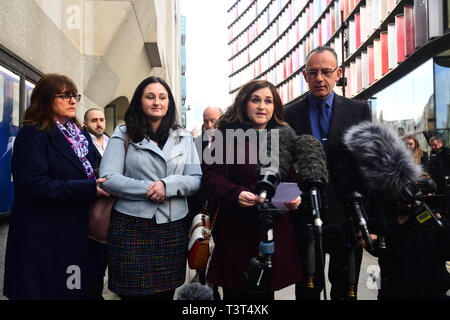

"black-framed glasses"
[55,93,81,102]
[304,67,338,78]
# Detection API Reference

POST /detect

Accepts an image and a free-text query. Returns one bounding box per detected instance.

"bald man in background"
[195,106,223,159]
[189,106,222,297]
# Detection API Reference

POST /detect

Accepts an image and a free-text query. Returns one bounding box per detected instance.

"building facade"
[226,0,450,150]
[0,0,183,216]
[181,15,187,128]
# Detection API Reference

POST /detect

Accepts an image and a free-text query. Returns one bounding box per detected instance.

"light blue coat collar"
[117,125,190,162]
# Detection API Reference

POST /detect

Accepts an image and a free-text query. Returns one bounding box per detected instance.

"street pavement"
[1,217,448,301]
[102,250,380,300]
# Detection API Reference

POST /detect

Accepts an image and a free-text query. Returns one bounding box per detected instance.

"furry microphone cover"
[177,282,214,300]
[257,126,297,182]
[343,121,423,200]
[293,134,329,189]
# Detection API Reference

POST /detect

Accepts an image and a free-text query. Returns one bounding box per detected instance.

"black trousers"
[87,238,108,300]
[294,221,363,300]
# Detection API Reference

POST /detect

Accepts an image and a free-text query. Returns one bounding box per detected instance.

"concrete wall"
[0,0,182,129]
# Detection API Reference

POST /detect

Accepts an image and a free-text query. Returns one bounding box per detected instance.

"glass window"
[25,80,35,108]
[0,65,21,214]
[434,57,450,147]
[0,46,41,216]
[446,0,450,32]
[434,57,450,130]
[370,58,435,152]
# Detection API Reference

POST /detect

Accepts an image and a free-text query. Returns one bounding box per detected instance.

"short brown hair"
[23,73,80,130]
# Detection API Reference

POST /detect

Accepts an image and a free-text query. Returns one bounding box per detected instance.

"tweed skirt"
[107,210,187,296]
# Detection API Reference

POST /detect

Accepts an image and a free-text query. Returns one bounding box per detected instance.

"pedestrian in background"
[429,135,450,195]
[83,107,110,300]
[428,135,450,217]
[202,79,302,300]
[194,106,223,162]
[404,134,429,172]
[3,73,109,300]
[99,76,201,300]
[83,108,110,175]
[189,106,223,297]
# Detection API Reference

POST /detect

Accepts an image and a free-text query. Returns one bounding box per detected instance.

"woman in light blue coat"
[99,76,201,300]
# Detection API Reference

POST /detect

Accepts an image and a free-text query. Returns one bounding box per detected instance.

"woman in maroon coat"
[203,80,302,300]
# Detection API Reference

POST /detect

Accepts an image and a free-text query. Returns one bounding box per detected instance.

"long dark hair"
[217,79,287,131]
[125,76,179,145]
[23,73,81,130]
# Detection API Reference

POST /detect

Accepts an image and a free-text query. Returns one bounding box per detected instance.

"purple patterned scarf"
[55,120,96,180]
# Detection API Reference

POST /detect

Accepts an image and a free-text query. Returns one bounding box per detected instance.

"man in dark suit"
[83,108,109,173]
[284,46,371,300]
[83,108,110,300]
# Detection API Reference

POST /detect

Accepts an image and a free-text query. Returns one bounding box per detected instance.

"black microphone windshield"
[293,134,329,190]
[257,126,296,182]
[343,121,422,199]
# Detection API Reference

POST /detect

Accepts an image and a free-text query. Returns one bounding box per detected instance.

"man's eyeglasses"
[55,93,81,102]
[304,67,338,78]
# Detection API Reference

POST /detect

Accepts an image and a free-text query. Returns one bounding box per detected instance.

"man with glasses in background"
[284,46,371,300]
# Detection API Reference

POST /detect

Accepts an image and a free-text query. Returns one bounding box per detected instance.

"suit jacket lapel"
[48,126,88,175]
[82,130,100,168]
[298,97,313,135]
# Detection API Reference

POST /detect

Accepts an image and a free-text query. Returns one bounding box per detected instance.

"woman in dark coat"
[3,74,108,300]
[203,80,302,300]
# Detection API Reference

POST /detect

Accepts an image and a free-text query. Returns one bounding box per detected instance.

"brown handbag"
[187,165,228,271]
[187,202,221,271]
[88,135,129,244]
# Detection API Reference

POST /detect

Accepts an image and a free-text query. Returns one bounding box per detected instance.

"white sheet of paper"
[271,182,302,210]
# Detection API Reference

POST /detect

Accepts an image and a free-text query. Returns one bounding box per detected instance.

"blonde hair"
[405,134,423,165]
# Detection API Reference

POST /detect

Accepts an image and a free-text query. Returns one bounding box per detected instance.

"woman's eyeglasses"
[55,93,82,102]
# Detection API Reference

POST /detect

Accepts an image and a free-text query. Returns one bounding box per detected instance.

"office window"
[0,45,41,215]
[370,58,434,150]
[446,0,450,32]
[434,56,450,146]
[0,66,36,215]
[0,65,20,214]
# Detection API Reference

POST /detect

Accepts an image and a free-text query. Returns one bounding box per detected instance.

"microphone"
[293,134,329,299]
[246,126,296,294]
[343,121,443,229]
[329,143,373,250]
[343,121,422,199]
[293,134,328,230]
[293,134,328,188]
[256,126,296,202]
[177,282,214,300]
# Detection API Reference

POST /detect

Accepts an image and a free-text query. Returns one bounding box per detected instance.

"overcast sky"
[180,0,232,134]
